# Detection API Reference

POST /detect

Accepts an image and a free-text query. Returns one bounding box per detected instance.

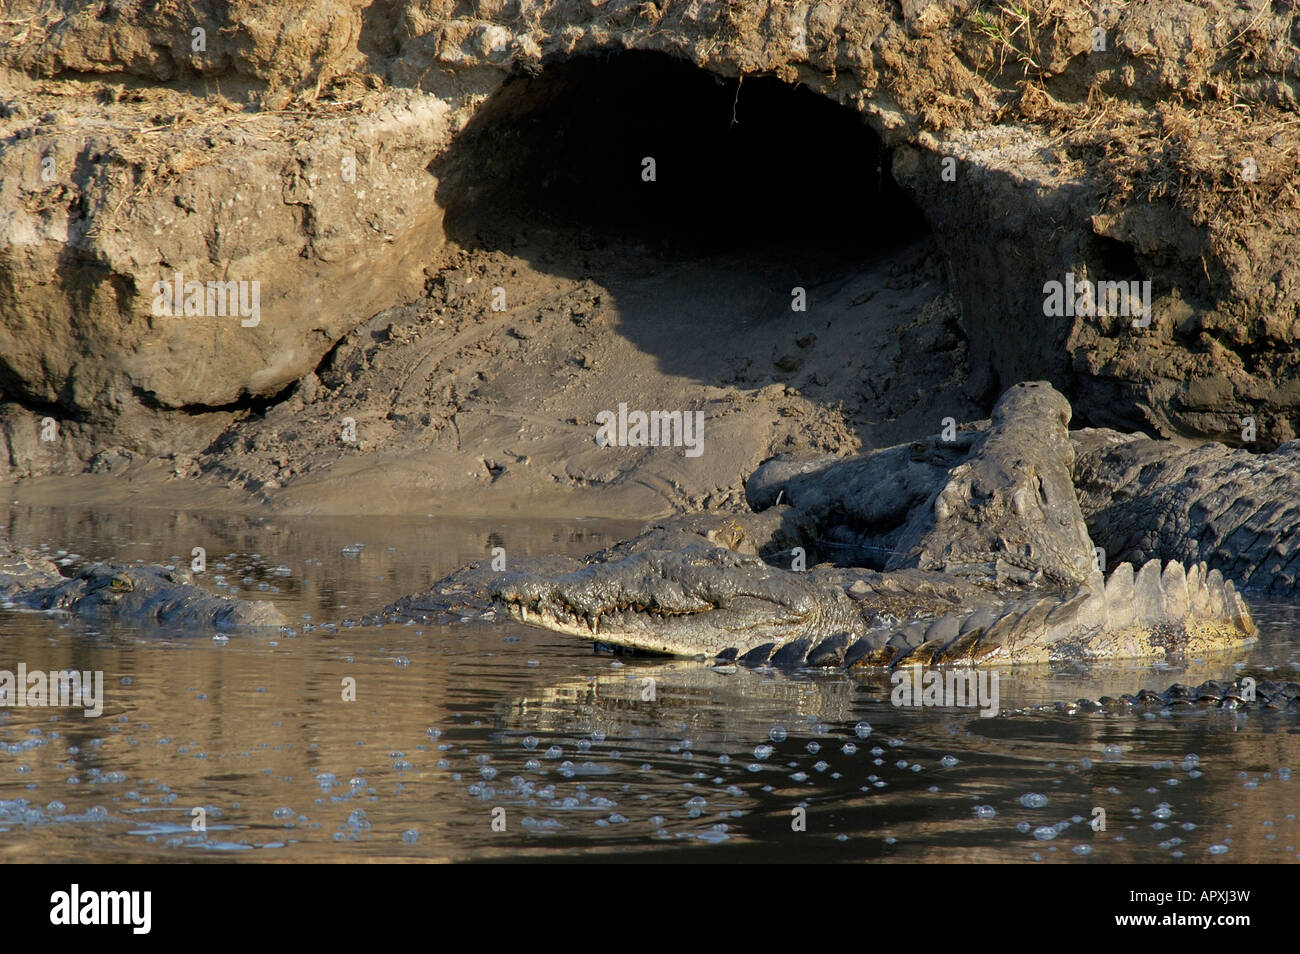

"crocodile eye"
[110,574,134,592]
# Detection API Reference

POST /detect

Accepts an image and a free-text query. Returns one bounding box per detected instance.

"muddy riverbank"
[3,2,1299,514]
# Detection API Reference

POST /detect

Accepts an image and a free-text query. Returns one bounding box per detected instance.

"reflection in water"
[0,504,1297,862]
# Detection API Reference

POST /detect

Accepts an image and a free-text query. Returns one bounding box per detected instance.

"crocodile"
[490,382,1258,671]
[1072,428,1300,596]
[0,544,286,629]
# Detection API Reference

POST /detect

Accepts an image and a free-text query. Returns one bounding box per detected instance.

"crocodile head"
[491,544,864,658]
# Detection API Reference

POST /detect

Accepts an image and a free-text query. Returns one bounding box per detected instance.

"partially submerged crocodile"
[491,383,1258,671]
[0,545,285,629]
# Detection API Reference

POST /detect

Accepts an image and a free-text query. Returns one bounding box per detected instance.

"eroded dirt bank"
[1,1,1298,516]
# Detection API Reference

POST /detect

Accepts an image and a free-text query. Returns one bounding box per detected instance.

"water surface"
[1,503,1297,863]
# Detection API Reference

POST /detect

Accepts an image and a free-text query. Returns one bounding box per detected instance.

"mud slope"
[1,1,1297,515]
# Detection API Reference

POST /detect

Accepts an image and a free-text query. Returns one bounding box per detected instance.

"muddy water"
[1,503,1297,863]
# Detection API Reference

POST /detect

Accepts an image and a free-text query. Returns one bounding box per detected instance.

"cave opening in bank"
[434,50,931,260]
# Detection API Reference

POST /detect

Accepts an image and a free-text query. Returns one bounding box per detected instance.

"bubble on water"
[1208,844,1229,855]
[1072,844,1092,856]
[854,722,872,739]
[272,806,294,820]
[896,760,908,770]
[697,825,729,844]
[806,741,820,754]
[393,656,410,669]
[813,761,829,773]
[753,744,773,761]
[1032,826,1058,841]
[425,727,442,741]
[1279,767,1292,782]
[545,746,563,760]
[212,634,229,644]
[1102,744,1123,761]
[1020,793,1048,809]
[591,730,606,744]
[973,805,996,819]
[46,800,66,814]
[940,755,959,768]
[791,771,808,782]
[1016,821,1031,833]
[523,758,540,771]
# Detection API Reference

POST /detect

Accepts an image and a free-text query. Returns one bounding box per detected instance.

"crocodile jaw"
[496,589,847,658]
[491,545,861,658]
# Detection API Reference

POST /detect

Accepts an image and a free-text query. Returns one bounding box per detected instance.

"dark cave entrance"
[433,51,930,255]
